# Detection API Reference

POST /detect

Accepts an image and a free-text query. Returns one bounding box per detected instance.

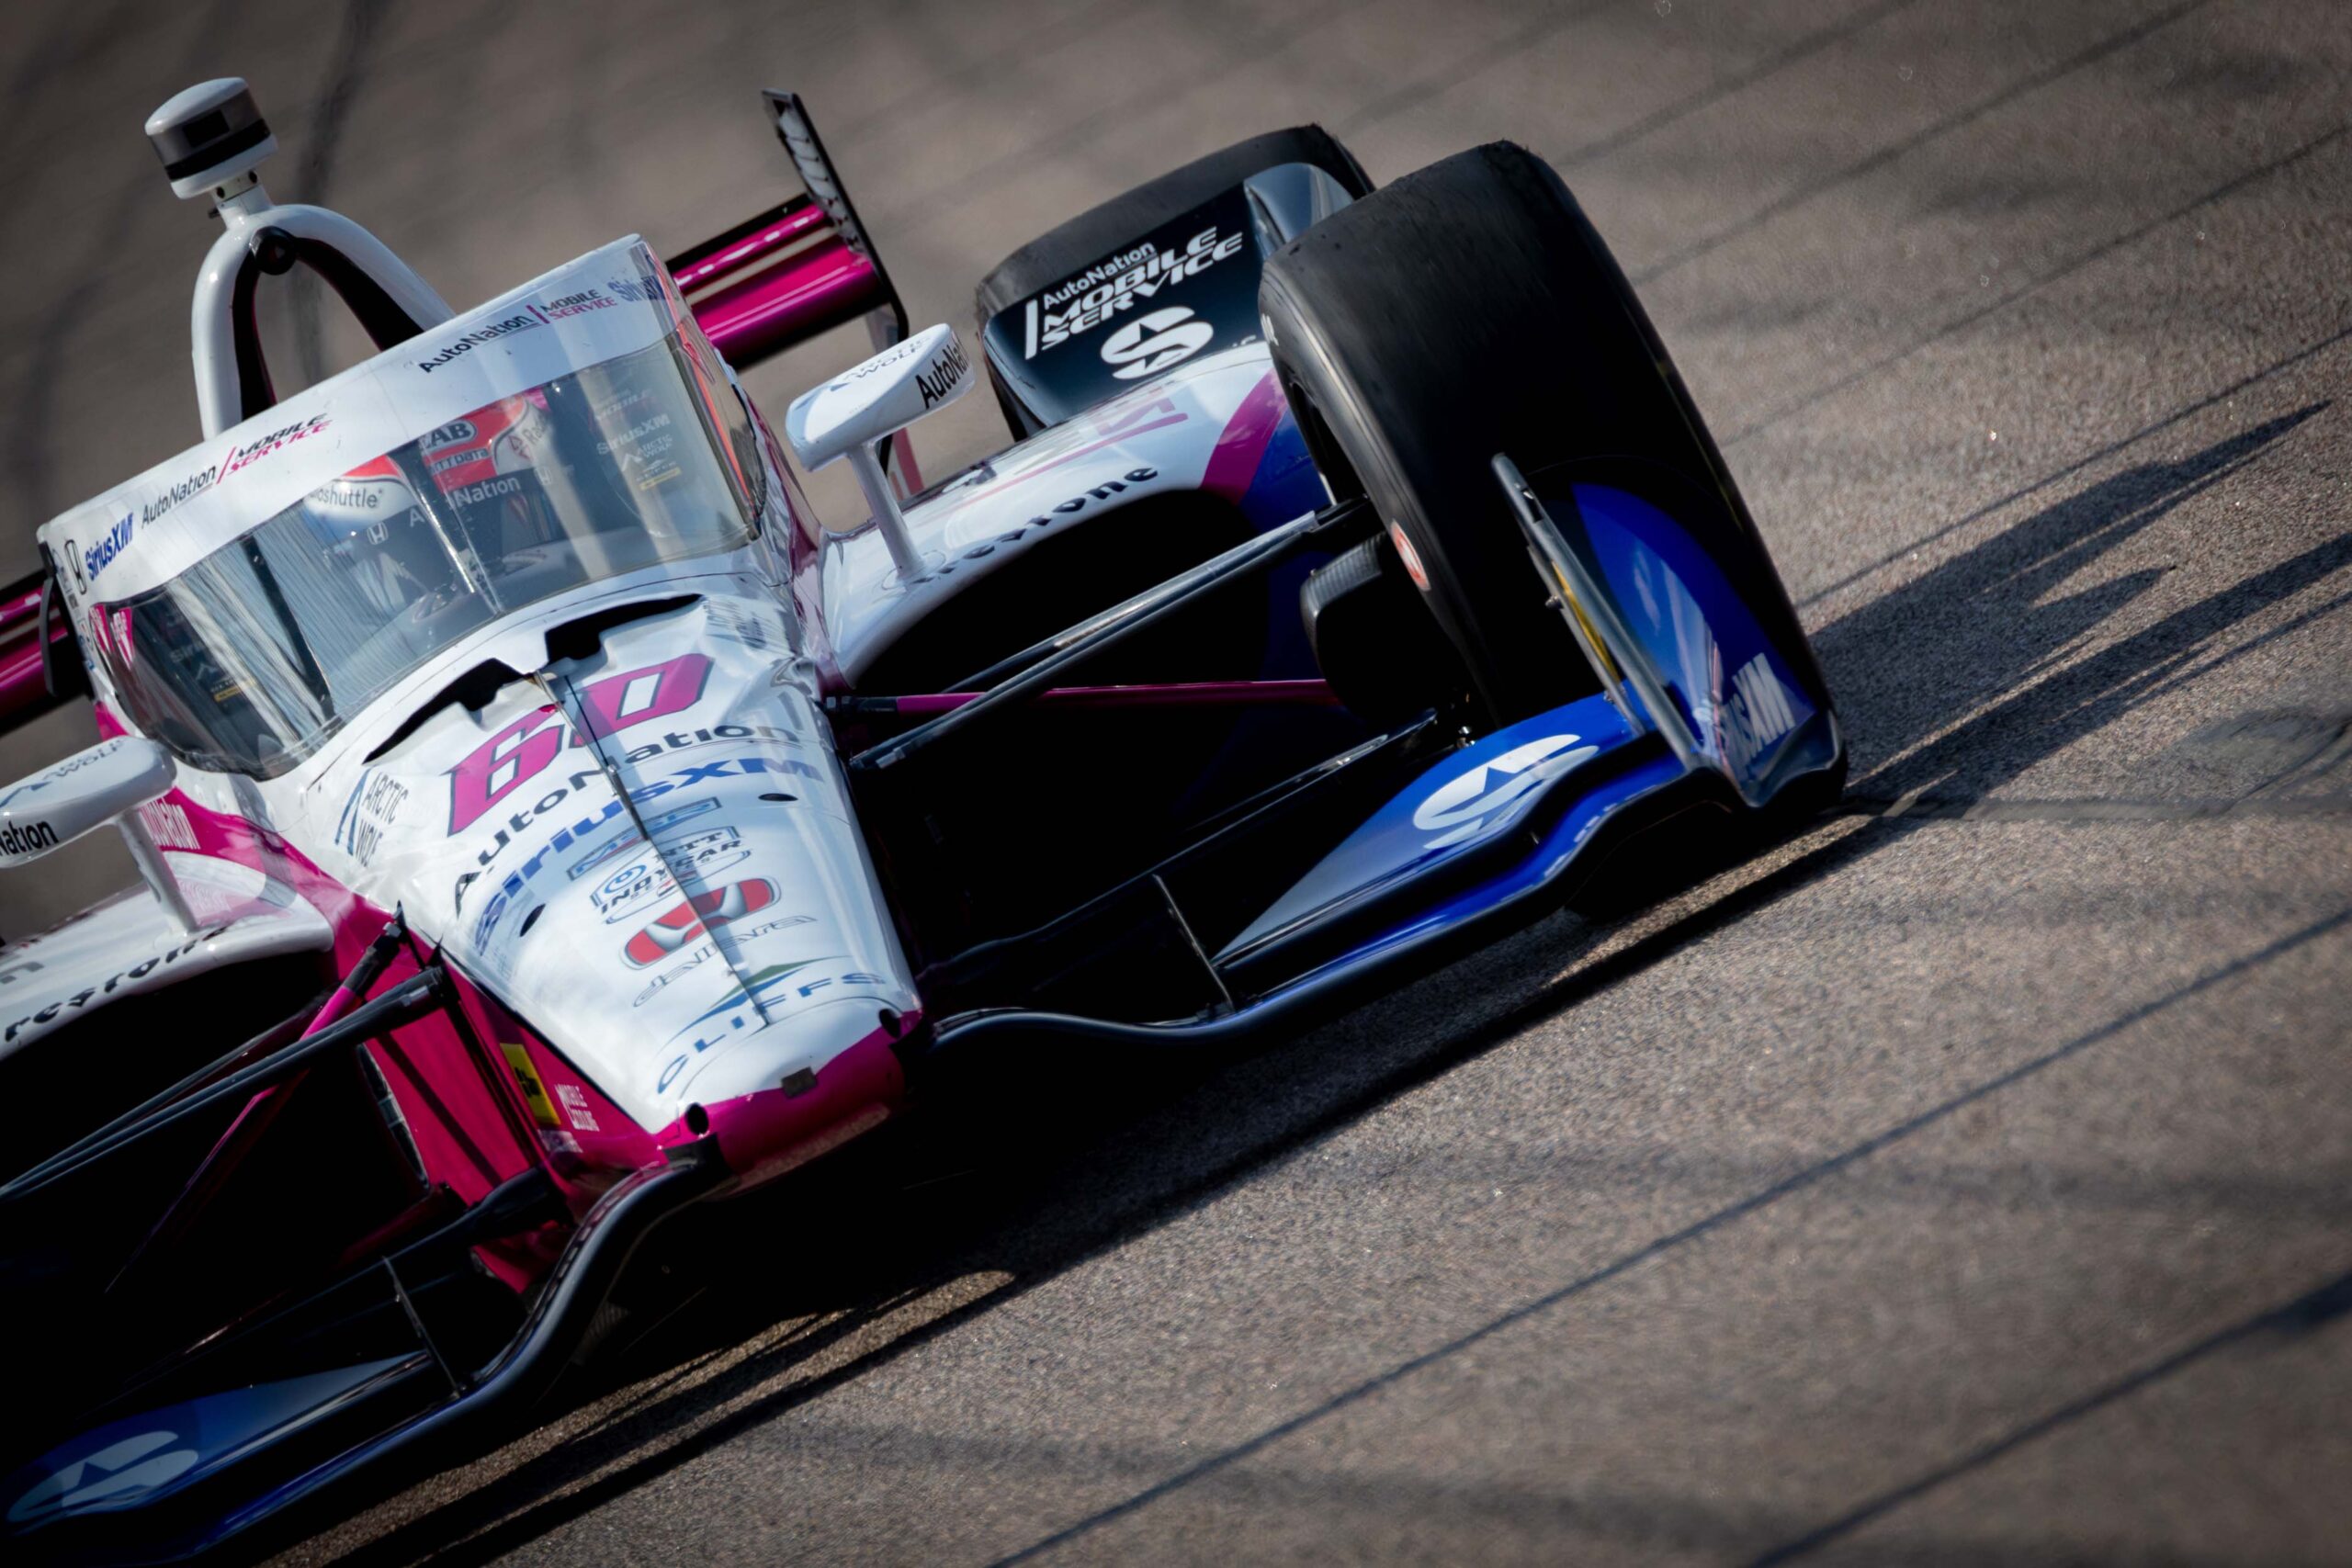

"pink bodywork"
[669,198,893,378]
[83,682,910,1297]
[25,246,1308,1325]
[0,585,67,723]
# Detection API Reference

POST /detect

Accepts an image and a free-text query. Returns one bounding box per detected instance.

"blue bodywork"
[932,466,1840,1058]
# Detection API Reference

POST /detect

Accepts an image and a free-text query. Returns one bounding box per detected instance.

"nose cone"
[343,592,917,1136]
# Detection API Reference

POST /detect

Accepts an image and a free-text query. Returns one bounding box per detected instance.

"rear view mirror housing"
[1,737,196,931]
[784,325,975,582]
[783,322,973,471]
[0,738,175,866]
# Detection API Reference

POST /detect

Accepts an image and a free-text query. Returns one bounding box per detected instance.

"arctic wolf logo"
[1412,734,1598,850]
[624,879,779,967]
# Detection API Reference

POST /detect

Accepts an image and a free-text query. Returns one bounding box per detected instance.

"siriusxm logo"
[83,514,133,586]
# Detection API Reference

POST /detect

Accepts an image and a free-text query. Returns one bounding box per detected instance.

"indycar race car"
[0,78,1842,1560]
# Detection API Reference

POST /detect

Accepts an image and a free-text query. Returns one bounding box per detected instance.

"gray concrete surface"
[3,0,2347,1562]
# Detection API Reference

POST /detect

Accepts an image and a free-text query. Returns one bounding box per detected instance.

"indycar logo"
[1022,225,1247,359]
[7,1430,200,1525]
[590,826,752,923]
[624,878,779,967]
[1413,734,1598,850]
[568,797,720,882]
[1102,307,1214,381]
[455,753,815,932]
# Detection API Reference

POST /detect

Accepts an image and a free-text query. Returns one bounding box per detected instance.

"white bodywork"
[821,340,1277,682]
[16,234,1273,1133]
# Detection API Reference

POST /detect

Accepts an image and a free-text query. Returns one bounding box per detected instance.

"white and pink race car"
[0,78,1840,1558]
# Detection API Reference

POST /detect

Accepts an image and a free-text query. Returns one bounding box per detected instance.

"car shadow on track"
[299,403,2341,1567]
[1818,401,2337,809]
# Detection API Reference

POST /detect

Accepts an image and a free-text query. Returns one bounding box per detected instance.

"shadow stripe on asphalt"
[1630,0,2213,286]
[1789,315,2352,612]
[1747,1267,2352,1563]
[1734,121,2350,464]
[1838,793,2352,823]
[987,902,2352,1565]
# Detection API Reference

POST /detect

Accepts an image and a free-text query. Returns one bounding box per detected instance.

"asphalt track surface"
[4,0,2349,1562]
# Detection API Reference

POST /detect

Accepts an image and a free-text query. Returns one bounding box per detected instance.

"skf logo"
[8,1430,199,1524]
[1413,734,1598,850]
[624,879,779,967]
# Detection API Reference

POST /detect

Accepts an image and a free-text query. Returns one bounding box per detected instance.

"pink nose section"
[658,1008,917,1190]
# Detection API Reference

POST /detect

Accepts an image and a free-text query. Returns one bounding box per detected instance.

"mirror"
[783,322,973,471]
[0,738,176,868]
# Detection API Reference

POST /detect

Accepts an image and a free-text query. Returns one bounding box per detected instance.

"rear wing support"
[0,559,87,735]
[667,93,922,489]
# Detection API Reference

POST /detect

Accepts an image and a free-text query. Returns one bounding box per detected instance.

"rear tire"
[1259,141,1818,729]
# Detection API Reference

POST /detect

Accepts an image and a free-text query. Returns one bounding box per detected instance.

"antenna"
[146,78,277,219]
[146,76,453,434]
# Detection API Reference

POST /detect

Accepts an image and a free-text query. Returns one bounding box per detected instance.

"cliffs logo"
[624,879,779,967]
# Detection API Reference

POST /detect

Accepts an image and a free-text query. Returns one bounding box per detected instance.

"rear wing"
[0,559,85,735]
[668,91,909,375]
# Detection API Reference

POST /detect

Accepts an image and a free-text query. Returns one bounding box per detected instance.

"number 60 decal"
[447,655,711,832]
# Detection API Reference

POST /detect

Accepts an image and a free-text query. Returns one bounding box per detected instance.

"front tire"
[1260,141,1820,731]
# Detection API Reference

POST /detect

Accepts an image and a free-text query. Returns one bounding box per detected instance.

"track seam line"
[1837,793,2352,824]
[987,906,2352,1563]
